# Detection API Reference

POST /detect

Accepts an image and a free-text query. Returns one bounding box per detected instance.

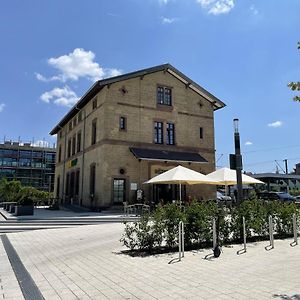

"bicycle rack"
[290,214,298,247]
[212,218,217,250]
[178,221,185,261]
[204,218,221,259]
[237,216,247,255]
[265,215,274,251]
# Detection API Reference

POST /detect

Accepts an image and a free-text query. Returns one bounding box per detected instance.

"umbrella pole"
[179,183,182,208]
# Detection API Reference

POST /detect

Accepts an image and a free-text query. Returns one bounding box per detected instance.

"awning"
[130,147,208,163]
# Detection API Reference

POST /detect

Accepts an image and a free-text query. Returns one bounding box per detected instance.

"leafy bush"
[0,179,51,204]
[121,199,299,253]
[120,212,164,252]
[185,201,218,245]
[275,202,299,237]
[17,196,33,206]
[160,203,185,248]
[0,179,22,202]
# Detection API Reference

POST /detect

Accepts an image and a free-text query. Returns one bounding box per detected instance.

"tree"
[288,42,300,101]
[0,179,22,202]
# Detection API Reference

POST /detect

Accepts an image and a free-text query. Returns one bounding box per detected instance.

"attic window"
[157,86,172,106]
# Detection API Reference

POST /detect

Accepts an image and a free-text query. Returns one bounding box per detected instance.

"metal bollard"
[243,216,247,252]
[290,214,298,247]
[265,215,274,251]
[182,222,185,258]
[212,218,217,250]
[178,221,184,261]
[237,216,247,255]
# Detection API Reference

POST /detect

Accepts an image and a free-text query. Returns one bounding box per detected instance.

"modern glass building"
[0,141,56,191]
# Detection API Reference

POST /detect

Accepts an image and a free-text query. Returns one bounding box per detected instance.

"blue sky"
[0,0,299,173]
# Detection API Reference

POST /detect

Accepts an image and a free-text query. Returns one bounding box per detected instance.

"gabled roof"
[50,63,226,135]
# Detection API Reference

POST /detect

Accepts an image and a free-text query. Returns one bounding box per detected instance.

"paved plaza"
[0,223,300,299]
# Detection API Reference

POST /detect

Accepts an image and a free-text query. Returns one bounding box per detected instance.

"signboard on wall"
[150,165,174,178]
[67,158,78,169]
[130,183,138,190]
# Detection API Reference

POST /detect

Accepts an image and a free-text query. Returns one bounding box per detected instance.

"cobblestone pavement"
[2,223,300,299]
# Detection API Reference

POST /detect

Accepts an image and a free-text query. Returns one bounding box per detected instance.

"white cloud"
[35,72,61,82]
[158,0,169,4]
[40,86,79,107]
[245,141,253,146]
[162,17,177,24]
[197,0,235,15]
[0,103,5,112]
[37,48,122,83]
[104,68,123,77]
[268,121,283,128]
[250,5,258,15]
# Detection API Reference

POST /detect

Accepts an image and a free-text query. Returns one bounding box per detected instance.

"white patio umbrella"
[144,165,220,205]
[207,167,264,195]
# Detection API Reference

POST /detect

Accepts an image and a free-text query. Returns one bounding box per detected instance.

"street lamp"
[233,118,243,204]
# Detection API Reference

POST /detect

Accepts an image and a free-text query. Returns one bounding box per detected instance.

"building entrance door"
[113,179,126,204]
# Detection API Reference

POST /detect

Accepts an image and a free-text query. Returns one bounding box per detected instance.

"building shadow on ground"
[273,294,300,299]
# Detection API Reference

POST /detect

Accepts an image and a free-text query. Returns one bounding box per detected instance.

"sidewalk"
[4,223,300,299]
[0,236,24,300]
[0,207,139,221]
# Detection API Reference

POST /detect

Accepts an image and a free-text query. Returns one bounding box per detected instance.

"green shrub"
[161,203,185,248]
[121,199,300,253]
[120,213,164,252]
[17,196,33,206]
[0,179,22,202]
[275,202,299,237]
[185,201,218,245]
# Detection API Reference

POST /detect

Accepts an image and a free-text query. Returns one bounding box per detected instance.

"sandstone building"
[50,64,225,209]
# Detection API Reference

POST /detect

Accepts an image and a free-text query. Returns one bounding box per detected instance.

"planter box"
[14,205,34,216]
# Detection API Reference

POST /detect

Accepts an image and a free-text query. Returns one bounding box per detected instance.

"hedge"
[120,199,299,253]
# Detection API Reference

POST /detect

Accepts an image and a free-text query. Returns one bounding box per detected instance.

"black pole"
[284,159,289,192]
[284,159,288,174]
[234,119,243,204]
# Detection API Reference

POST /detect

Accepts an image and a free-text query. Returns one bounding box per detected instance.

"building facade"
[0,141,56,191]
[51,64,225,209]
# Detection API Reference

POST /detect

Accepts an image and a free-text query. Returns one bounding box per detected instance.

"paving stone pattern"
[0,236,24,300]
[4,224,300,299]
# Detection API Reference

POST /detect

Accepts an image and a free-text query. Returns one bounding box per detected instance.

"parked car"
[217,191,232,202]
[258,191,296,202]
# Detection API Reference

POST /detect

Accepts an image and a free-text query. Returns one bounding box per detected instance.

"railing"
[124,203,150,215]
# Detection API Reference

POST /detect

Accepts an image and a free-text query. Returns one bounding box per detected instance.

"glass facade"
[0,144,56,191]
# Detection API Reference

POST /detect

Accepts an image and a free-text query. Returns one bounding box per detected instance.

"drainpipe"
[61,125,67,204]
[79,108,86,207]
